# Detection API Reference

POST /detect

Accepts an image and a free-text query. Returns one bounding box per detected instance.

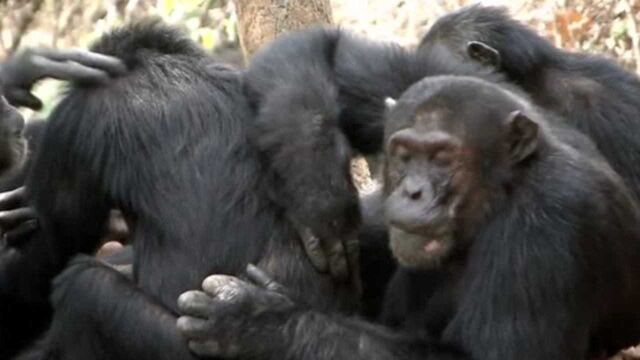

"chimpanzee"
[0,48,125,358]
[176,75,640,360]
[20,18,515,358]
[22,21,373,360]
[243,26,501,280]
[419,5,640,203]
[0,47,126,110]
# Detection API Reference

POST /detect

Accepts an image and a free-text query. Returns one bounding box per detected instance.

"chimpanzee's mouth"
[389,226,455,268]
[423,238,445,254]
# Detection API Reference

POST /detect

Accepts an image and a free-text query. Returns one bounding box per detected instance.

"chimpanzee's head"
[383,76,540,268]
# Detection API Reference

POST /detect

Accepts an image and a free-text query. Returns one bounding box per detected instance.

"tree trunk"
[234,0,333,61]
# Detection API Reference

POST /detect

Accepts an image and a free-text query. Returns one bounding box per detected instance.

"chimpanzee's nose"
[407,188,422,201]
[402,176,426,202]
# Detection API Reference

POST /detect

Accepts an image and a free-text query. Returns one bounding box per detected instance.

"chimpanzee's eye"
[432,150,453,166]
[395,146,411,164]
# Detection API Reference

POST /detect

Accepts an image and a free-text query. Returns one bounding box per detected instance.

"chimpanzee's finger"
[177,316,213,340]
[324,237,348,282]
[188,340,224,357]
[201,274,252,302]
[298,227,329,273]
[0,187,27,210]
[37,48,127,76]
[288,215,328,273]
[31,55,111,84]
[177,290,216,318]
[0,207,37,229]
[4,219,38,246]
[4,89,43,110]
[245,264,285,292]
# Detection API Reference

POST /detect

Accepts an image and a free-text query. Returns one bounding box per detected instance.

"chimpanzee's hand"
[0,48,126,109]
[177,264,298,358]
[291,216,360,287]
[0,186,38,246]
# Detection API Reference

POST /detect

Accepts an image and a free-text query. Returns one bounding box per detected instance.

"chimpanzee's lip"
[423,238,446,254]
[389,227,455,268]
[391,222,451,237]
[390,225,452,243]
[419,230,454,257]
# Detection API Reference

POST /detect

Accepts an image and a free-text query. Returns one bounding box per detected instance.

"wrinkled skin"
[177,265,297,359]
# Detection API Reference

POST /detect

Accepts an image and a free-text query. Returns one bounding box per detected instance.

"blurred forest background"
[1,0,640,114]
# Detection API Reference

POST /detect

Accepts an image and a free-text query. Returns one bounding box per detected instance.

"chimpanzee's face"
[384,119,465,268]
[382,77,539,269]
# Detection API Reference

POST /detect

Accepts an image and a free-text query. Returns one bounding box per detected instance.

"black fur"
[244,27,500,270]
[0,118,55,359]
[378,77,640,358]
[357,190,395,319]
[420,5,640,203]
[191,76,640,360]
[26,21,357,359]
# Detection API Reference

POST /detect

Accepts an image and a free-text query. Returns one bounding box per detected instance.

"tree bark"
[234,0,333,61]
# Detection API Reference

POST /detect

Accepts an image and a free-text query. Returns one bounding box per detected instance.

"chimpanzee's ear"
[466,41,501,68]
[506,110,539,164]
[385,97,397,111]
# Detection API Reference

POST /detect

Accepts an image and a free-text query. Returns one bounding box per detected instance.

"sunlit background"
[1,0,638,114]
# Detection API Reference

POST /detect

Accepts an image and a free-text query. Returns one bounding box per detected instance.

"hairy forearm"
[50,261,198,360]
[0,232,57,359]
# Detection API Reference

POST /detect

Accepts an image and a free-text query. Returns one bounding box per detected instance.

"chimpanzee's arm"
[0,187,38,246]
[0,186,54,358]
[47,256,197,360]
[244,28,479,283]
[0,230,57,359]
[177,266,467,360]
[244,28,410,282]
[246,27,413,157]
[0,48,125,109]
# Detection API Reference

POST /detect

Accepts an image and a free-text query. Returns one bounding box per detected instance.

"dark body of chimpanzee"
[21,22,360,360]
[378,76,640,359]
[237,24,503,324]
[0,45,130,358]
[8,4,640,360]
[238,9,640,358]
[176,75,640,360]
[413,8,640,354]
[16,17,505,359]
[419,5,640,204]
[0,98,45,360]
[0,120,134,360]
